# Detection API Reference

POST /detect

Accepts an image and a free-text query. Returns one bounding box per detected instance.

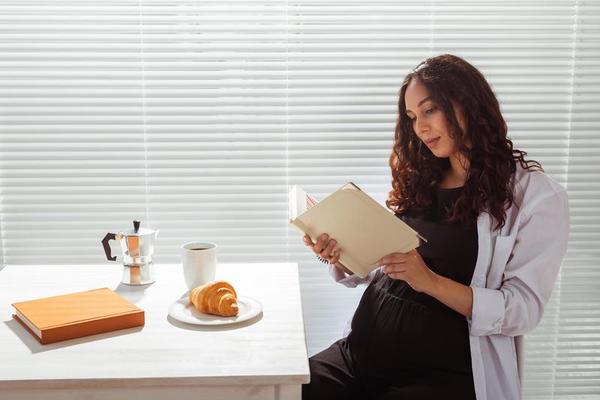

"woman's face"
[404,79,465,159]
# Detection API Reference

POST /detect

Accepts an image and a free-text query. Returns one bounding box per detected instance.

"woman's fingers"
[303,233,340,262]
[377,252,409,266]
[315,233,329,253]
[321,239,337,259]
[329,248,341,264]
[303,234,314,246]
[302,233,342,263]
[311,233,327,254]
[383,263,406,274]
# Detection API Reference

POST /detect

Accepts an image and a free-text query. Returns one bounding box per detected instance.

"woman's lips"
[425,137,441,146]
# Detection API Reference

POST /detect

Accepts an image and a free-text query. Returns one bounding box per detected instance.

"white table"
[0,263,309,400]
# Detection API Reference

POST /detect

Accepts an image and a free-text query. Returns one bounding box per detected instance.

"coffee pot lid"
[121,220,157,236]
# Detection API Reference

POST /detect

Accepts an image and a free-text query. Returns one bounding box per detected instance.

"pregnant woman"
[302,54,570,400]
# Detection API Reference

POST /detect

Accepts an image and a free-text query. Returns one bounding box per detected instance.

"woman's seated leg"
[302,338,362,400]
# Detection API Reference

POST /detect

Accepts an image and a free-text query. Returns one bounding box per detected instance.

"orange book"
[12,288,145,345]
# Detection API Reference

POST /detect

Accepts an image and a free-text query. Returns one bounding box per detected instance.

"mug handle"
[102,233,117,261]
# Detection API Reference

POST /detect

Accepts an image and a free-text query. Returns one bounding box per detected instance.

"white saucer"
[168,293,262,326]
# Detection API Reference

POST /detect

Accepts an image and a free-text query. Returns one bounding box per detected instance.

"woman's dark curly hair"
[387,54,543,231]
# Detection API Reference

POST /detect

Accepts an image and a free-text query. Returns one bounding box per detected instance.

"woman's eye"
[425,107,436,114]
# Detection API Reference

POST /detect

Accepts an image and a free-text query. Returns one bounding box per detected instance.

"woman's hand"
[303,233,341,264]
[303,233,353,274]
[377,249,439,294]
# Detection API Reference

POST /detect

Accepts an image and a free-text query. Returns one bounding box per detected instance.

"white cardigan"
[330,164,570,400]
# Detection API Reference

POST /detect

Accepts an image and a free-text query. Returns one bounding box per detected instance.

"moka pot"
[101,220,159,285]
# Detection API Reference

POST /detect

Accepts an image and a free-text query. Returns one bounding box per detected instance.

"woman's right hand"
[303,233,353,274]
[303,233,340,263]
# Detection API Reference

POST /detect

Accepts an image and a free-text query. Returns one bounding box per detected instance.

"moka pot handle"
[102,233,118,261]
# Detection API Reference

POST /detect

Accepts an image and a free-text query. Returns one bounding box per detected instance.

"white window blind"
[138,1,289,262]
[0,0,289,264]
[0,0,149,263]
[0,1,598,398]
[557,1,600,397]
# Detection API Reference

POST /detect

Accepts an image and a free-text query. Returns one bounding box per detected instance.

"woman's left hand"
[377,249,439,294]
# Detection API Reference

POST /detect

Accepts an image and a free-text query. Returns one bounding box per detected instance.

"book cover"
[12,287,145,345]
[289,182,427,278]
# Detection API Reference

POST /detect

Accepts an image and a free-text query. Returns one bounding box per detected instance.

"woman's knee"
[302,342,360,400]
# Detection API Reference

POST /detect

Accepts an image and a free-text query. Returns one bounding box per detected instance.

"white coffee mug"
[181,241,217,289]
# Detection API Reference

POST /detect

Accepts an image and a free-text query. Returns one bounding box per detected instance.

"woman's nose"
[414,118,429,135]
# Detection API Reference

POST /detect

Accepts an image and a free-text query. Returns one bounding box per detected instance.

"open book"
[289,182,427,278]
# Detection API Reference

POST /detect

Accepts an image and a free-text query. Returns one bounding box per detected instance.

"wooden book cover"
[12,288,145,345]
[289,182,427,278]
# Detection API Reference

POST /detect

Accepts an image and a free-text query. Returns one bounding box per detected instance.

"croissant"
[189,280,239,317]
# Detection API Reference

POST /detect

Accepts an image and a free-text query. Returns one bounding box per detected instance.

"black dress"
[303,186,478,400]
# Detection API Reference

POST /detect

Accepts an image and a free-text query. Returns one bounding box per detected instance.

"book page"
[288,185,318,221]
[14,310,41,337]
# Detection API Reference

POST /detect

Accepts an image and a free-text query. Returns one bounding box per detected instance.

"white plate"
[168,293,262,326]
